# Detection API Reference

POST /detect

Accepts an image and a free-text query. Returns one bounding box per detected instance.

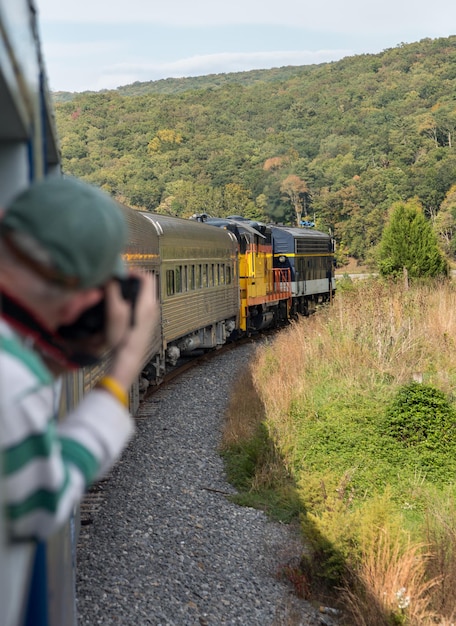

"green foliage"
[230,486,302,524]
[300,489,407,587]
[52,66,307,101]
[53,35,456,260]
[379,382,456,482]
[381,382,456,447]
[377,199,448,278]
[291,395,402,500]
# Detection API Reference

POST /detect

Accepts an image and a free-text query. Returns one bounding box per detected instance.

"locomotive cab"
[271,225,336,316]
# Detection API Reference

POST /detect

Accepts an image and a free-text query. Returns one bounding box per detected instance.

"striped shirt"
[0,319,134,540]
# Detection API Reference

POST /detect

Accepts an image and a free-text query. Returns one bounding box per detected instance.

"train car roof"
[271,225,330,240]
[193,216,266,240]
[138,211,239,246]
[270,225,332,254]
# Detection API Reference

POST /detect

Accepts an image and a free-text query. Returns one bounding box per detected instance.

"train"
[0,3,335,625]
[119,209,335,395]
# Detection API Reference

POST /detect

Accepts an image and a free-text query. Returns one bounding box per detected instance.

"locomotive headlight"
[278,255,286,263]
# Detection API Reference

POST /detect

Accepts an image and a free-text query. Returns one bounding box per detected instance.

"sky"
[36,0,456,93]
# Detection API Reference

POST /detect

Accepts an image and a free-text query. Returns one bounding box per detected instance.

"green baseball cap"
[1,176,127,289]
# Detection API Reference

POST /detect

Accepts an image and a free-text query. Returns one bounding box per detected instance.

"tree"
[222,183,253,217]
[377,198,448,279]
[434,184,456,257]
[280,174,309,226]
[147,129,183,154]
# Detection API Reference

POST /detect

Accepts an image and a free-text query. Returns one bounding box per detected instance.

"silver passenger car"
[120,207,162,379]
[140,213,240,376]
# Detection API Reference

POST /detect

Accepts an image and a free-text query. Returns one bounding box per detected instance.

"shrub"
[381,382,456,449]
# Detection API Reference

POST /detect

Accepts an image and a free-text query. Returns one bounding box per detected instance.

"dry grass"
[424,494,456,619]
[220,364,265,448]
[341,528,440,625]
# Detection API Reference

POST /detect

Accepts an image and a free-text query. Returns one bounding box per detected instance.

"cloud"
[37,0,456,34]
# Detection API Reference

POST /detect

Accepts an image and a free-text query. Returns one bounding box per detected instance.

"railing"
[272,268,292,298]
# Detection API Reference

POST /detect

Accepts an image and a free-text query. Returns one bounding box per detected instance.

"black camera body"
[58,276,140,340]
[118,275,141,306]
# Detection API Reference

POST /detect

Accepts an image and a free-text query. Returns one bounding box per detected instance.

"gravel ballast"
[76,343,340,625]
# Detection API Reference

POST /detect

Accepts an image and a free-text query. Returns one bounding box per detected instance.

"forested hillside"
[54,36,456,262]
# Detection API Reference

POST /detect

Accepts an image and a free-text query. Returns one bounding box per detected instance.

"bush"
[380,382,456,484]
[381,382,456,448]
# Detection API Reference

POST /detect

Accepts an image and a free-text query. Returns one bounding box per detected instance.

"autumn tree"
[280,175,309,226]
[377,198,448,279]
[263,156,286,172]
[147,129,183,153]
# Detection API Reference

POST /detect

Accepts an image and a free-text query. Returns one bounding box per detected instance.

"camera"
[117,275,141,308]
[58,276,141,340]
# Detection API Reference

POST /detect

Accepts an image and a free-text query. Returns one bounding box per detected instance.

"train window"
[208,264,213,287]
[220,264,225,285]
[166,270,175,296]
[175,266,182,293]
[226,265,231,284]
[214,264,219,286]
[202,264,208,287]
[183,265,188,292]
[189,265,195,290]
[196,264,202,288]
[239,234,248,254]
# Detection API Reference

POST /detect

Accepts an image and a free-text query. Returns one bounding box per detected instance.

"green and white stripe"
[0,319,134,540]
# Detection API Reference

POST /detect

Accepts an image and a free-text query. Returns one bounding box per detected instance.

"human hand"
[106,271,159,390]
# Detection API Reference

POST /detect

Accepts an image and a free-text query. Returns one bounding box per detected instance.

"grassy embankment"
[221,278,456,625]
